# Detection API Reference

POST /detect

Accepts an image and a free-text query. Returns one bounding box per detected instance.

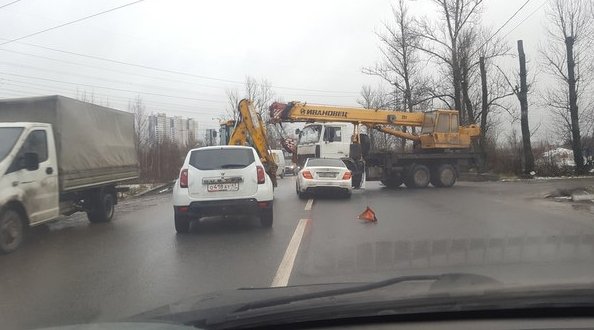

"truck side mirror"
[23,152,39,171]
[295,128,301,135]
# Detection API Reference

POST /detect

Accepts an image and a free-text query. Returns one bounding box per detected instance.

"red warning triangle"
[358,206,377,223]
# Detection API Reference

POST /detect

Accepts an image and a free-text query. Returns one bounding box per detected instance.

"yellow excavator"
[268,101,480,189]
[220,99,278,187]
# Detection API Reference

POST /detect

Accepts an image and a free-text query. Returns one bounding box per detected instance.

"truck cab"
[0,123,60,252]
[296,123,353,166]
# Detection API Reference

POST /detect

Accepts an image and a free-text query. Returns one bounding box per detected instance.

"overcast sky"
[0,0,550,137]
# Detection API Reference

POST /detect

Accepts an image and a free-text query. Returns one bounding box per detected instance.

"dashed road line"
[271,218,310,287]
[304,198,314,211]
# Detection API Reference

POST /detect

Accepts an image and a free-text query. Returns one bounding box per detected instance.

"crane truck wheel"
[0,209,25,254]
[431,164,457,188]
[405,164,430,188]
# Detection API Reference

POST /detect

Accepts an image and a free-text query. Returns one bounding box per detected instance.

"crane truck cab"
[295,122,367,188]
[296,123,352,163]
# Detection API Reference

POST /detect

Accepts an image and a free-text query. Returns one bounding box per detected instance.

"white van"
[270,150,287,178]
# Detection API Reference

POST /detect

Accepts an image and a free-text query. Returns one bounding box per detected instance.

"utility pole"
[565,36,584,173]
[479,56,488,168]
[517,40,534,175]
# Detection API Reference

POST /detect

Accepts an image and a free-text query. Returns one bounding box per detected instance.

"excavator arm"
[228,99,278,187]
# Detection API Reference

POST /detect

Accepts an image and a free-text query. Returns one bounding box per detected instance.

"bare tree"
[223,76,281,148]
[224,88,240,122]
[75,89,111,107]
[541,0,594,173]
[415,0,485,117]
[129,95,148,152]
[363,0,429,111]
[363,0,432,150]
[358,85,398,150]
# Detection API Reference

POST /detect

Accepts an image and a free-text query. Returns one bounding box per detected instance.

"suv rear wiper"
[234,274,442,313]
[220,164,247,168]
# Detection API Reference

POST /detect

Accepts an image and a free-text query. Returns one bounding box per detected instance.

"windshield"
[189,148,255,170]
[3,1,594,329]
[306,158,347,168]
[298,125,322,145]
[0,127,23,162]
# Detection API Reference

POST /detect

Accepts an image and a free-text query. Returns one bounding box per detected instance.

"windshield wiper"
[234,274,442,313]
[220,164,247,168]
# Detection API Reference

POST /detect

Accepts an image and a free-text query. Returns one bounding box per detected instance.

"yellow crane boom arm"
[269,101,426,126]
[269,101,480,150]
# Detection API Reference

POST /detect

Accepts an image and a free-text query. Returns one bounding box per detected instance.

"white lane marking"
[271,218,310,287]
[304,199,314,211]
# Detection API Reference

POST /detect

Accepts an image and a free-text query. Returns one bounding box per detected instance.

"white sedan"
[296,158,352,199]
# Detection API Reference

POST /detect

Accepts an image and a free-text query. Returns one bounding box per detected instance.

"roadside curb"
[458,173,500,182]
[134,181,175,197]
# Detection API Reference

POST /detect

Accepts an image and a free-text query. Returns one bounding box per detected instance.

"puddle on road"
[540,186,594,215]
[572,203,594,213]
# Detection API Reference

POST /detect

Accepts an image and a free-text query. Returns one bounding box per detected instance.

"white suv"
[172,145,274,233]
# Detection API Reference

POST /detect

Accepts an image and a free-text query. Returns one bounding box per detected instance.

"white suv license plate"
[207,183,239,192]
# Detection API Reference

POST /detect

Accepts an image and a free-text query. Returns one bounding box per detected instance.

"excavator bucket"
[358,206,377,223]
[266,163,278,188]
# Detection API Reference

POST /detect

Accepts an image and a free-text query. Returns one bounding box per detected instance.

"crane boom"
[269,101,427,126]
[269,101,479,150]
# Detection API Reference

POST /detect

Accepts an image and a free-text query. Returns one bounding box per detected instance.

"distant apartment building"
[148,113,199,145]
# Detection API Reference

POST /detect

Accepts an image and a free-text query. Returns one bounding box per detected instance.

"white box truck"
[0,95,139,253]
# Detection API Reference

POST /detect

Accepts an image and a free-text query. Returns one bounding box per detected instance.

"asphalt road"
[2,177,594,329]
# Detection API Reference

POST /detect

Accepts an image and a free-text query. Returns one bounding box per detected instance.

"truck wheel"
[260,209,273,227]
[0,209,24,254]
[174,214,190,233]
[87,192,115,223]
[381,175,403,189]
[405,164,430,188]
[432,164,457,188]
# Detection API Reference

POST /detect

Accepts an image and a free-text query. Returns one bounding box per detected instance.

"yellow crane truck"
[268,101,480,189]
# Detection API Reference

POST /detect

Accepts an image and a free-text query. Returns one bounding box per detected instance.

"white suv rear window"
[190,148,255,170]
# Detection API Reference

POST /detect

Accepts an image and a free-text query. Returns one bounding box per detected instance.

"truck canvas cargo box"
[0,95,139,191]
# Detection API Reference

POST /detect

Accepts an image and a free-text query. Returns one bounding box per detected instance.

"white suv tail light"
[179,168,188,188]
[256,165,265,184]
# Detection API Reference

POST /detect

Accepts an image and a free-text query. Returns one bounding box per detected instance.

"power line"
[501,1,547,40]
[0,60,228,98]
[0,47,360,99]
[0,0,146,47]
[0,0,23,10]
[471,0,531,57]
[4,40,360,94]
[0,71,227,103]
[0,85,223,125]
[0,47,230,90]
[0,78,224,113]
